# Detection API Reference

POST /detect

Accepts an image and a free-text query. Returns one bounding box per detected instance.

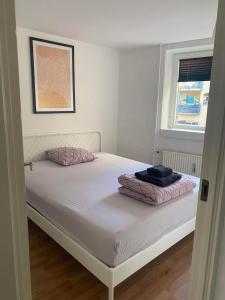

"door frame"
[0,0,32,299]
[1,0,225,299]
[189,0,225,299]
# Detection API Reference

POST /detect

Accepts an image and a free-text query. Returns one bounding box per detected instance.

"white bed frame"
[24,131,196,300]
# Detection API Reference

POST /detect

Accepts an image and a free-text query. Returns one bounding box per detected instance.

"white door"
[189,0,225,299]
[1,0,225,299]
[0,0,32,299]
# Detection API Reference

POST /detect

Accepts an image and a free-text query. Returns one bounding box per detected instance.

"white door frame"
[0,0,32,299]
[1,0,225,299]
[189,0,225,299]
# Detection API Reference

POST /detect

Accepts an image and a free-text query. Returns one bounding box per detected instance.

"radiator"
[162,151,202,177]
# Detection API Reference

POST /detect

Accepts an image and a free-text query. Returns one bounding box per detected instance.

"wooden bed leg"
[108,286,114,300]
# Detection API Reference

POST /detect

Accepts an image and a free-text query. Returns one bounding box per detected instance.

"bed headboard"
[23,131,101,162]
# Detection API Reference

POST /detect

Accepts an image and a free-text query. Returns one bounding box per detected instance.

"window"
[170,52,213,131]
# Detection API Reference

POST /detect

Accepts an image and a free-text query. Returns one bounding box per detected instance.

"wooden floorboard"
[29,220,194,300]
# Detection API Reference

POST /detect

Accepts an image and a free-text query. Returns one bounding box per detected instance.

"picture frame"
[29,37,75,113]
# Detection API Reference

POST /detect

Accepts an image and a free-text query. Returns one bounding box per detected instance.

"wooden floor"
[29,220,194,300]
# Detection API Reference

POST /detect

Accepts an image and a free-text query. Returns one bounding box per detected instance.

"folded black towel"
[135,170,182,187]
[147,165,172,177]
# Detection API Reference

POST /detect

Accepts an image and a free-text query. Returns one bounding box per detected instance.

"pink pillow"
[47,147,95,166]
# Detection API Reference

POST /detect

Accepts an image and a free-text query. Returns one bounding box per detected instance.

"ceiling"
[15,0,218,49]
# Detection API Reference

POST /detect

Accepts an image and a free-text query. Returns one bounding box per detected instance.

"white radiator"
[162,151,202,177]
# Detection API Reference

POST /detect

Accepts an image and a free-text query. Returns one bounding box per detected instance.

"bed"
[24,131,199,300]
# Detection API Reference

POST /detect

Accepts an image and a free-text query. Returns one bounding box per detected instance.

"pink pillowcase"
[47,147,95,166]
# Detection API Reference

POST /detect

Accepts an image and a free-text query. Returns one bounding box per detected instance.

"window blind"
[178,56,213,82]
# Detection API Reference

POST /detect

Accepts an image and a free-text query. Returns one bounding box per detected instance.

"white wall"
[118,46,160,164]
[17,27,214,160]
[117,39,214,165]
[17,27,119,154]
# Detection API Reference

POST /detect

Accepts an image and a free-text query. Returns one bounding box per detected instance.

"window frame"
[168,50,213,132]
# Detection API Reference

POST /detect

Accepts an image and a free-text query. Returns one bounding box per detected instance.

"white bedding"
[25,153,199,267]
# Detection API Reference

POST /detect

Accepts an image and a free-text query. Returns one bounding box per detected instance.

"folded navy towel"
[147,165,172,177]
[135,170,182,187]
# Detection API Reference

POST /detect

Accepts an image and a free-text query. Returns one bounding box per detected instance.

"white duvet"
[25,153,199,267]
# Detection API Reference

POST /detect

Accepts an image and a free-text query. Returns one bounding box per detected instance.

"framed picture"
[30,37,75,113]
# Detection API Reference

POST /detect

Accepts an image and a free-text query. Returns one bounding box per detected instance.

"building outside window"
[169,52,213,132]
[176,80,210,127]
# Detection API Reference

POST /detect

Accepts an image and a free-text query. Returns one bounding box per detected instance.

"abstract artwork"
[30,37,75,113]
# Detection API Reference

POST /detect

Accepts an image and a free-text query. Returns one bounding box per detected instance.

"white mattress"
[25,153,199,267]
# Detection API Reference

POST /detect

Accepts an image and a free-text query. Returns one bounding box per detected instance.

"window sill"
[160,128,205,141]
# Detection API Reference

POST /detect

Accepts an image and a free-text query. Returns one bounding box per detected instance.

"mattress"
[25,153,199,267]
